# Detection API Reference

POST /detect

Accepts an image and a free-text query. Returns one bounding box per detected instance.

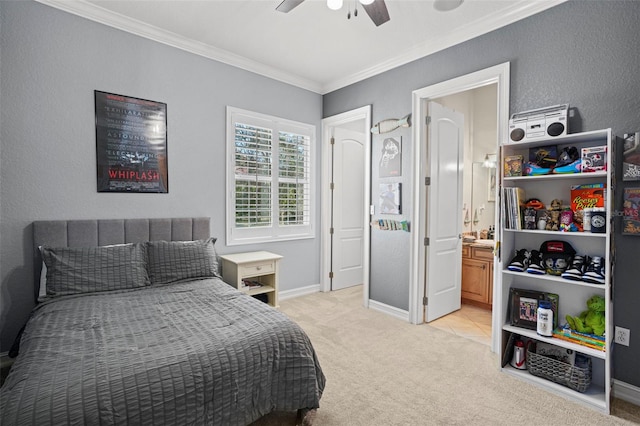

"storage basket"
[527,346,592,393]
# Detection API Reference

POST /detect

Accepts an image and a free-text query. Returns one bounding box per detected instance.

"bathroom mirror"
[467,161,496,236]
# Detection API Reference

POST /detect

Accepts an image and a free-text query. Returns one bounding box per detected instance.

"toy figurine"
[546,199,562,231]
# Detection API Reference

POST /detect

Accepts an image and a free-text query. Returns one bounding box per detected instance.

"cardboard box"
[503,155,523,177]
[581,146,607,173]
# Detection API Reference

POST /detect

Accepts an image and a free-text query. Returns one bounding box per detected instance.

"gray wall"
[324,1,640,387]
[0,2,322,351]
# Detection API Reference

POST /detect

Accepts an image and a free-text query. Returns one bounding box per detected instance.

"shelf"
[502,228,606,238]
[499,128,612,413]
[502,364,607,412]
[502,129,610,149]
[501,270,607,289]
[503,324,607,359]
[504,171,606,182]
[241,285,275,297]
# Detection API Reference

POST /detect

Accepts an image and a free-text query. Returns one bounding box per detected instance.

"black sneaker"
[526,250,546,275]
[582,256,605,284]
[507,249,530,272]
[561,255,589,281]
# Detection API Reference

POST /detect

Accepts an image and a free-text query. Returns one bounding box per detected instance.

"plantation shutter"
[227,107,315,245]
[278,131,310,226]
[234,122,272,228]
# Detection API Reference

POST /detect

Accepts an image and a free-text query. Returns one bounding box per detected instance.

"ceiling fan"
[276,0,390,27]
[276,0,463,27]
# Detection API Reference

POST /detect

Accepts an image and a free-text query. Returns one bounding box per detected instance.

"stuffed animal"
[565,295,606,336]
[546,199,562,231]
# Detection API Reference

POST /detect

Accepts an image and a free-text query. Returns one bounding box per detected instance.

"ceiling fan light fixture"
[359,0,375,5]
[327,0,343,10]
[433,0,464,12]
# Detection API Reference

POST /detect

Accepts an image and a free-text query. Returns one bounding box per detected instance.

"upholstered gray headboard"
[32,217,211,301]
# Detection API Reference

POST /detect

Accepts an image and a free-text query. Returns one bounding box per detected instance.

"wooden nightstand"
[219,251,282,307]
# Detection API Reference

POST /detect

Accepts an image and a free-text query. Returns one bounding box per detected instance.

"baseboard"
[613,380,640,406]
[368,299,410,322]
[279,284,321,301]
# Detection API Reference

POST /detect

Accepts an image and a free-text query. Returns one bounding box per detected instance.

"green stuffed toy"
[565,295,606,336]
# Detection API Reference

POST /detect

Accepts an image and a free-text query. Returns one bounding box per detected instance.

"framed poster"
[95,91,168,193]
[379,137,401,177]
[623,132,640,181]
[379,183,401,215]
[623,187,640,235]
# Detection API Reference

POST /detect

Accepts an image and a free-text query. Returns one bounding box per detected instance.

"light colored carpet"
[253,286,640,425]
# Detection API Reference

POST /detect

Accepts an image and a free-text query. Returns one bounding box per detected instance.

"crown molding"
[35,0,564,95]
[35,0,323,94]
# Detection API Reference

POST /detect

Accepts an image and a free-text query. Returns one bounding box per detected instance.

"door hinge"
[425,116,431,125]
[329,271,334,279]
[425,177,431,186]
[330,182,335,190]
[330,227,334,235]
[330,137,335,145]
[423,296,428,306]
[424,237,429,246]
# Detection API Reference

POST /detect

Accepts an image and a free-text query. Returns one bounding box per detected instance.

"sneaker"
[556,146,579,167]
[552,159,581,174]
[561,255,589,281]
[582,256,605,284]
[526,250,546,274]
[507,249,530,272]
[524,162,551,176]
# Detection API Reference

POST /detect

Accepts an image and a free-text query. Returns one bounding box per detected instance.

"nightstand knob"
[256,266,262,270]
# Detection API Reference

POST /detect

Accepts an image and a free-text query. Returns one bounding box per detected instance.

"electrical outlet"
[615,326,630,346]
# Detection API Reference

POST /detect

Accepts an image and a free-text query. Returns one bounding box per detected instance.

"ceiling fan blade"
[276,0,305,13]
[362,0,390,27]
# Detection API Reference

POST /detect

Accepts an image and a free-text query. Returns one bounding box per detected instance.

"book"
[242,279,263,289]
[503,155,523,177]
[502,187,526,230]
[570,183,605,212]
[623,187,640,235]
[581,146,607,173]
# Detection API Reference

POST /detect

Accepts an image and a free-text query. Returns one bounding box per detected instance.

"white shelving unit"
[498,129,613,413]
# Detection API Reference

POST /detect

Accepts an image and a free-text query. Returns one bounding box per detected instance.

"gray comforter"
[0,278,325,425]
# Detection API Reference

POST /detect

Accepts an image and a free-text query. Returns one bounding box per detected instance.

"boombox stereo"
[508,104,568,143]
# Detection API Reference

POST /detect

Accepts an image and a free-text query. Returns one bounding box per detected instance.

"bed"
[0,218,325,425]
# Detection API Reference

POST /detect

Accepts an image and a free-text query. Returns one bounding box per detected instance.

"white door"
[331,127,365,290]
[424,101,465,322]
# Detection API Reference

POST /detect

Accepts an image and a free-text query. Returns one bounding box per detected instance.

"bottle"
[583,208,593,232]
[510,340,527,370]
[537,300,553,337]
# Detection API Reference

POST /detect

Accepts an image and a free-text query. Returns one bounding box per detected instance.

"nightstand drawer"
[239,261,275,277]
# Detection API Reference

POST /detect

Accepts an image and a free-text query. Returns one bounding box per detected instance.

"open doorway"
[410,63,510,353]
[321,106,372,307]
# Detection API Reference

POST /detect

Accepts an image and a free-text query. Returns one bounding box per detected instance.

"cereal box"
[570,183,605,212]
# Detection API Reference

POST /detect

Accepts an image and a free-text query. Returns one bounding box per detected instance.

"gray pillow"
[146,238,220,285]
[41,243,150,297]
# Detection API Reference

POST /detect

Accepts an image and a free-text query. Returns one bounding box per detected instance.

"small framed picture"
[379,182,401,214]
[509,288,546,330]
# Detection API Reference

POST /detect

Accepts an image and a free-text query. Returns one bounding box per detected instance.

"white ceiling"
[37,0,565,94]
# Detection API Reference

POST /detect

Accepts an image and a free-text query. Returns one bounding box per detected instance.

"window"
[226,107,314,245]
